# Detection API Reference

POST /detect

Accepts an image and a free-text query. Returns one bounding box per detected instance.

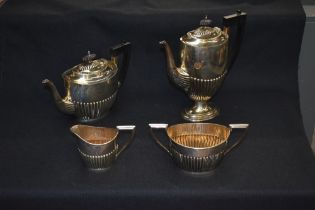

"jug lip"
[166,123,231,150]
[70,124,119,146]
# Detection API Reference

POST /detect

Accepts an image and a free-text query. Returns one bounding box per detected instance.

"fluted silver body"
[149,123,249,173]
[68,72,119,122]
[160,11,247,122]
[43,42,131,122]
[170,147,225,172]
[70,124,136,170]
[78,146,118,169]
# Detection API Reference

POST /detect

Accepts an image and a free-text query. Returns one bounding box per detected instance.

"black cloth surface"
[1,0,315,209]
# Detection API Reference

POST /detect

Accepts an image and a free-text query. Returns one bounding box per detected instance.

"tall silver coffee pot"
[160,11,246,122]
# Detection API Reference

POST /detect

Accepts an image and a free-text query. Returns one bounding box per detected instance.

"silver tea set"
[43,11,249,172]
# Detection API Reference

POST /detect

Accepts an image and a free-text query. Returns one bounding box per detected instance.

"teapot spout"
[42,79,75,115]
[159,40,189,91]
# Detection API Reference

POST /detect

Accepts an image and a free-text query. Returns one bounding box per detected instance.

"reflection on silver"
[149,123,249,172]
[70,124,136,169]
[43,42,131,122]
[160,11,247,122]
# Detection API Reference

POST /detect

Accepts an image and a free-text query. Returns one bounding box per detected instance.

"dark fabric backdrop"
[1,0,315,209]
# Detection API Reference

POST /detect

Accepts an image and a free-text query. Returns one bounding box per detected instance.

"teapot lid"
[62,51,117,84]
[180,16,228,46]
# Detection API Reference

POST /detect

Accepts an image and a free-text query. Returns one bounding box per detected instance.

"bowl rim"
[166,123,232,150]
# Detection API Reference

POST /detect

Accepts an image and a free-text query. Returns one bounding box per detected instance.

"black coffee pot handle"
[110,41,131,87]
[223,10,247,71]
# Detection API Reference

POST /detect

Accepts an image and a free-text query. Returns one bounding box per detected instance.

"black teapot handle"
[110,41,131,87]
[223,10,247,71]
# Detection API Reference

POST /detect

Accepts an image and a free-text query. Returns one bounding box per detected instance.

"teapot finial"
[200,15,212,26]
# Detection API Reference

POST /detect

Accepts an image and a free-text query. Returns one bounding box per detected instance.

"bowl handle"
[148,124,171,155]
[224,124,249,156]
[116,125,136,157]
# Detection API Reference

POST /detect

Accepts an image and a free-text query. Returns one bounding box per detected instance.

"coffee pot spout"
[159,40,189,91]
[42,79,75,115]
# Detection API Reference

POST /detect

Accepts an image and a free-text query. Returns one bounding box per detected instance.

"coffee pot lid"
[62,51,117,84]
[180,16,228,46]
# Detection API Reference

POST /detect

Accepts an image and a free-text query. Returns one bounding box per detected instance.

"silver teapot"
[43,42,131,122]
[160,11,246,122]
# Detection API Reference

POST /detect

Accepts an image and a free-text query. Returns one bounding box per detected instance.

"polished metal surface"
[43,42,131,122]
[160,11,246,122]
[70,124,136,169]
[149,123,249,172]
[78,148,118,169]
